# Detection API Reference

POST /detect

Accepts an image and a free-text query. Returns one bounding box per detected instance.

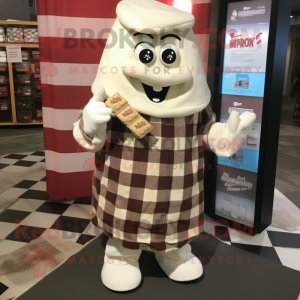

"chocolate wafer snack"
[105,92,153,139]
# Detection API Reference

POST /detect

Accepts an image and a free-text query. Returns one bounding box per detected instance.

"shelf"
[0,20,38,26]
[15,122,43,125]
[0,121,14,125]
[0,43,39,48]
[0,121,43,126]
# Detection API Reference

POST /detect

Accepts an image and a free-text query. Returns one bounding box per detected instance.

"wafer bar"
[105,92,153,139]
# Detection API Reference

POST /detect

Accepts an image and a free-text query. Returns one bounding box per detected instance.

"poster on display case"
[215,0,272,225]
[221,1,272,97]
[215,166,257,225]
[217,95,263,173]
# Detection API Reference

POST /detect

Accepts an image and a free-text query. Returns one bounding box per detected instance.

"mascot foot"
[101,238,142,291]
[155,244,203,282]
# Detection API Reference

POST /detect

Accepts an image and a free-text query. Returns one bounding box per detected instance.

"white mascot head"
[92,0,210,118]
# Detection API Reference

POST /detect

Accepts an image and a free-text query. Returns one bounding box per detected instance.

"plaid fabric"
[78,105,216,253]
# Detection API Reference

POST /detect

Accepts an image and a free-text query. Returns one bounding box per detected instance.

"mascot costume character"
[73,0,256,291]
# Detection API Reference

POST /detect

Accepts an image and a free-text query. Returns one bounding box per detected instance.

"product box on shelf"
[17,85,31,96]
[35,108,43,122]
[21,50,30,61]
[33,74,41,91]
[0,86,8,97]
[17,110,33,123]
[15,74,31,84]
[32,60,40,73]
[32,51,40,59]
[16,98,32,110]
[23,28,39,43]
[0,76,8,84]
[0,27,5,43]
[6,27,24,43]
[0,50,6,63]
[0,99,10,110]
[15,62,30,72]
[0,63,7,72]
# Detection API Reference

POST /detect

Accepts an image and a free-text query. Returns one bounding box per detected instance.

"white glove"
[83,87,112,145]
[208,111,256,157]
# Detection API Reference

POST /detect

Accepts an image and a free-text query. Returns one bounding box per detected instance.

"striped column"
[37,0,211,201]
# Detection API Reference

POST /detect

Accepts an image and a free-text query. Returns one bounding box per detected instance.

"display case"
[205,0,291,233]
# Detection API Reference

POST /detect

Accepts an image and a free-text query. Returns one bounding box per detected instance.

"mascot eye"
[134,42,155,64]
[160,44,180,66]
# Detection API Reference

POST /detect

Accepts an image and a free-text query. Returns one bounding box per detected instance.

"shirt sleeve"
[199,104,216,136]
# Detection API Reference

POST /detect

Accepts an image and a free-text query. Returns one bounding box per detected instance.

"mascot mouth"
[141,83,170,103]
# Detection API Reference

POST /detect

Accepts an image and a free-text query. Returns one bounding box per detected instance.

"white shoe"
[155,244,203,282]
[101,238,142,291]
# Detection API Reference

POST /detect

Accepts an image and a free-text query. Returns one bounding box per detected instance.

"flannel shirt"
[77,105,215,253]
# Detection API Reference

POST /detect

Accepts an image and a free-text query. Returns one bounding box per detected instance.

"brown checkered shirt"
[78,105,215,253]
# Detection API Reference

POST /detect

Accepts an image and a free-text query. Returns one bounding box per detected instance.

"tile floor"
[0,151,299,298]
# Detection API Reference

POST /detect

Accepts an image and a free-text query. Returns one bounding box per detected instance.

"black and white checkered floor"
[0,152,299,295]
[0,152,102,258]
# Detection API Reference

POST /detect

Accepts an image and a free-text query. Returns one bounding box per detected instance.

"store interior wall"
[283,1,300,98]
[283,29,300,97]
[0,0,37,21]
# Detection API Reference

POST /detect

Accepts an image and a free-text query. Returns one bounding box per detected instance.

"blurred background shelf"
[15,122,43,125]
[0,43,39,48]
[0,20,42,126]
[0,20,38,26]
[0,121,14,125]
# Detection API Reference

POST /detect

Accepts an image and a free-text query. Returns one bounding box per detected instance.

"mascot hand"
[208,111,256,157]
[83,87,112,145]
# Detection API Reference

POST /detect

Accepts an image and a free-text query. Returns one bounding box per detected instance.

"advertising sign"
[215,0,272,225]
[215,167,257,226]
[6,45,22,63]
